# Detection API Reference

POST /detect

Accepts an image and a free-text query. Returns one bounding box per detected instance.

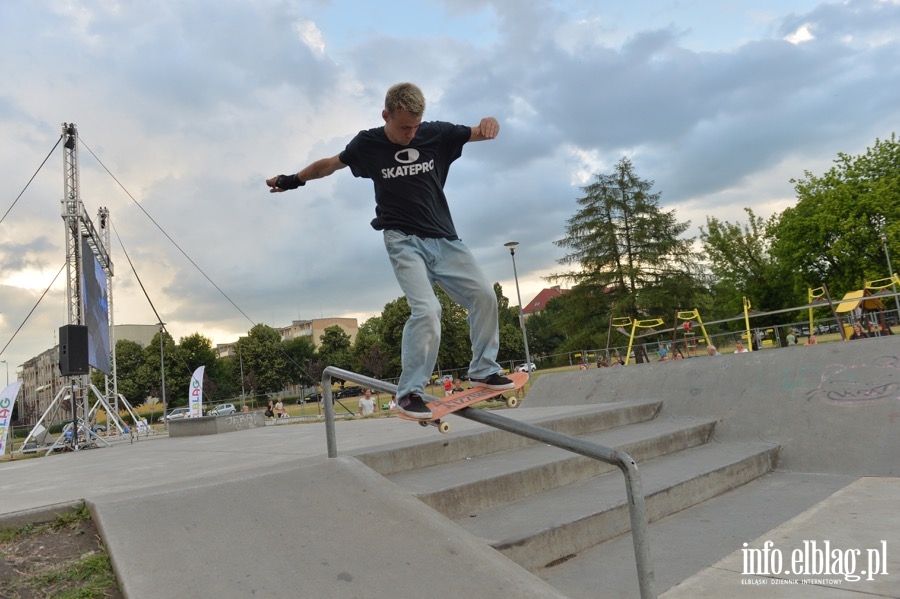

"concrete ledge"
[0,500,86,529]
[92,455,568,599]
[168,412,265,437]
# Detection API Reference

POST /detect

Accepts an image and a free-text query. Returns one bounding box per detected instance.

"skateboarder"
[267,82,513,419]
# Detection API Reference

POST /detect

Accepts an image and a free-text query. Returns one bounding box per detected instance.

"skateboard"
[397,371,528,433]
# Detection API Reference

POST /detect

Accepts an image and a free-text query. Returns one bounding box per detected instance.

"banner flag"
[188,366,205,418]
[0,381,23,455]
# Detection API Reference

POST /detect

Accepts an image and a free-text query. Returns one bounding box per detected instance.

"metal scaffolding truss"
[33,124,123,450]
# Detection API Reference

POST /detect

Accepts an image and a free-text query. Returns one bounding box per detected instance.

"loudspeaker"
[59,324,89,375]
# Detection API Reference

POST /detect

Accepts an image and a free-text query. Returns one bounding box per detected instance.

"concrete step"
[455,441,780,571]
[389,417,717,519]
[357,399,663,476]
[536,471,857,599]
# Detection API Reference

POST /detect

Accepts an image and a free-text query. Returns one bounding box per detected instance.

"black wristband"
[275,174,304,190]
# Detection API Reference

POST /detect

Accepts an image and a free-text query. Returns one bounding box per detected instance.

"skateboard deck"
[398,371,528,433]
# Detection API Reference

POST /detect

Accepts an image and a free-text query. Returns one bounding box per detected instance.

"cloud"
[1,0,899,375]
[784,23,815,44]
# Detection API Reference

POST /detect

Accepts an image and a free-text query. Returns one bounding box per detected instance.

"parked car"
[336,385,365,399]
[162,407,190,422]
[303,392,323,404]
[516,363,537,373]
[209,403,237,416]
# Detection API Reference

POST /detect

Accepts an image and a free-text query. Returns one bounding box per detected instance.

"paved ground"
[661,477,900,598]
[2,335,899,598]
[1,409,576,599]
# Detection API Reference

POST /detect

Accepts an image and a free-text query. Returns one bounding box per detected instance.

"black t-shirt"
[339,121,471,240]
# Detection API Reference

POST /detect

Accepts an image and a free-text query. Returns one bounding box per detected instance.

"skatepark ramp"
[524,336,900,476]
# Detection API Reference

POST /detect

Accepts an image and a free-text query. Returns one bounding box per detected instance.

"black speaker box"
[59,324,90,375]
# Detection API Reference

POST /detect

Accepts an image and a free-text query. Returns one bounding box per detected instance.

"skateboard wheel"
[506,397,518,408]
[418,421,428,427]
[438,422,451,434]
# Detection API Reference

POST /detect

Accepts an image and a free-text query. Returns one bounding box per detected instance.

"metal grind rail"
[322,366,657,599]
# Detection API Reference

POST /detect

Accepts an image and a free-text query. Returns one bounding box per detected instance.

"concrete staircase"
[356,399,780,585]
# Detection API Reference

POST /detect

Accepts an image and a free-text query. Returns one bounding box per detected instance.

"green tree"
[138,330,182,405]
[92,339,148,404]
[771,134,900,293]
[379,296,411,377]
[497,322,524,367]
[494,282,518,329]
[553,157,699,321]
[209,355,241,402]
[547,285,616,354]
[179,333,217,370]
[177,332,217,399]
[358,344,390,380]
[699,208,798,322]
[283,336,316,386]
[526,296,569,360]
[238,324,289,396]
[353,316,390,379]
[317,325,353,372]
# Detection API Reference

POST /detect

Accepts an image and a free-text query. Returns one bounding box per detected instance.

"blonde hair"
[385,82,426,117]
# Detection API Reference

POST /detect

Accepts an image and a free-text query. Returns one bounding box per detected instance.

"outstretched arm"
[469,117,500,142]
[266,154,348,192]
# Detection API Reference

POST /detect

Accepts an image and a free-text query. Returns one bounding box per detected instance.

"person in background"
[849,323,869,340]
[358,389,376,416]
[786,329,798,346]
[734,341,749,353]
[806,334,818,346]
[707,345,720,356]
[752,330,765,351]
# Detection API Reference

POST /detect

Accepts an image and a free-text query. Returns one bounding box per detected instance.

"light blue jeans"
[383,230,502,399]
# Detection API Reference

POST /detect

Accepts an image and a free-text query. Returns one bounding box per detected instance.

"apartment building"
[216,317,359,358]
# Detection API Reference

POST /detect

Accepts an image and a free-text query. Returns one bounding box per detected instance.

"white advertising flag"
[188,366,205,418]
[0,381,23,455]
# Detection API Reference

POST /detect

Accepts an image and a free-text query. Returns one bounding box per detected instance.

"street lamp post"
[158,322,167,428]
[238,345,246,411]
[504,241,533,377]
[1,360,7,386]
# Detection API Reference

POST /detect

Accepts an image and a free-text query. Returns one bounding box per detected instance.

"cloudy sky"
[1,0,898,376]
